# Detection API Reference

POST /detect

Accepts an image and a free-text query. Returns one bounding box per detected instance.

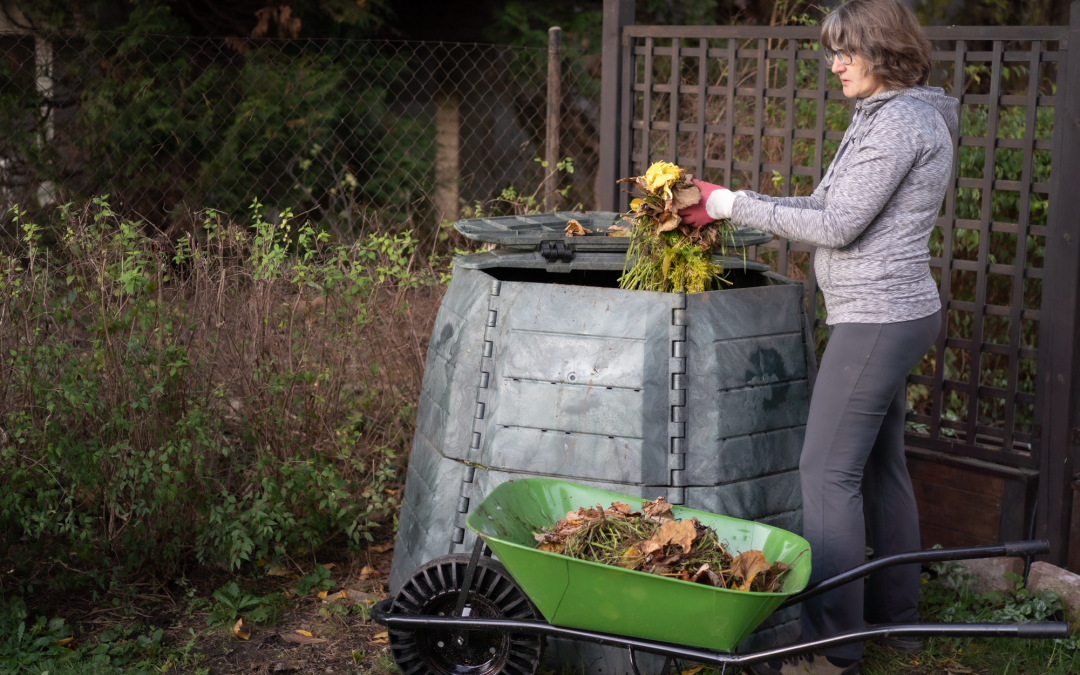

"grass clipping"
[617,161,737,293]
[534,498,791,593]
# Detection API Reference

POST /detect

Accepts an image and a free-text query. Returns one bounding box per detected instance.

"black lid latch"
[540,241,574,264]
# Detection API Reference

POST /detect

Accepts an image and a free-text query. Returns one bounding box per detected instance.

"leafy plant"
[295,564,336,597]
[207,582,284,627]
[0,598,76,674]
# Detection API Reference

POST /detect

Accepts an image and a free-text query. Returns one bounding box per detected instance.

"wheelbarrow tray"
[465,478,811,653]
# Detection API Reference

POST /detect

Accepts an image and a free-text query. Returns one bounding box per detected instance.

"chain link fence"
[0,32,601,238]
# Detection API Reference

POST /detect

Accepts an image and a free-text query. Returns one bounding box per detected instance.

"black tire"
[388,553,544,675]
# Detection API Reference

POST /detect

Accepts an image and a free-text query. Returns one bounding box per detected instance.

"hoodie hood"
[902,86,960,137]
[857,86,959,137]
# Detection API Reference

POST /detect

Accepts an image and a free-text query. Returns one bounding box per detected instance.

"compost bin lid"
[453,211,772,252]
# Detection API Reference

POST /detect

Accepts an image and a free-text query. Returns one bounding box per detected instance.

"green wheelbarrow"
[372,478,1067,675]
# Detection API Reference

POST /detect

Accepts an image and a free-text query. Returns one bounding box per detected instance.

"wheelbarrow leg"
[453,536,488,617]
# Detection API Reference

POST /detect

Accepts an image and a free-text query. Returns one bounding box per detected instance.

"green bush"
[0,198,440,581]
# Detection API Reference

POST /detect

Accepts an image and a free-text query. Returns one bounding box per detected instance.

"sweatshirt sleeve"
[736,186,826,211]
[729,120,922,248]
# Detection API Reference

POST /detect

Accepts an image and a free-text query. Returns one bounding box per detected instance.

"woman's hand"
[678,179,738,227]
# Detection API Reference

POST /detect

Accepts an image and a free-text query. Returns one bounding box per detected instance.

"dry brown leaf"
[232,618,250,640]
[671,183,702,211]
[370,631,389,645]
[657,211,681,233]
[359,565,377,579]
[648,519,697,554]
[564,219,587,237]
[610,502,631,514]
[342,589,379,605]
[681,666,704,675]
[642,496,674,522]
[369,543,394,553]
[282,633,326,644]
[731,550,771,591]
[321,562,337,570]
[266,565,300,579]
[50,637,75,648]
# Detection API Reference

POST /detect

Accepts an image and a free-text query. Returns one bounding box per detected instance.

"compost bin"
[388,211,817,672]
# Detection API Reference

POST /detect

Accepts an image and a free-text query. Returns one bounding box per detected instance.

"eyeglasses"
[823,48,854,66]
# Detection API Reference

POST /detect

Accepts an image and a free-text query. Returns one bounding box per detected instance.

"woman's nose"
[831,59,845,74]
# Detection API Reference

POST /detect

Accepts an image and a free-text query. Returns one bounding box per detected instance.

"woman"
[679,2,957,674]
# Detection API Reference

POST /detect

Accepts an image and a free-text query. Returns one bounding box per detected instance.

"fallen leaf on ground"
[681,666,704,675]
[316,590,328,599]
[267,566,300,579]
[50,637,75,648]
[232,618,250,640]
[295,629,313,637]
[282,633,326,644]
[359,565,377,579]
[370,631,389,645]
[342,589,379,604]
[731,550,771,591]
[369,543,394,553]
[321,562,337,570]
[564,219,587,236]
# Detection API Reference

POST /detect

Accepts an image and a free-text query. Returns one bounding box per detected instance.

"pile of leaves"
[617,162,737,293]
[534,498,791,593]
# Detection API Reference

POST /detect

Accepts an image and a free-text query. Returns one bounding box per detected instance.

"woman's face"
[832,52,885,99]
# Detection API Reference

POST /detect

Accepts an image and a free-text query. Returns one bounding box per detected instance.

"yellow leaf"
[369,543,394,553]
[537,541,565,554]
[51,637,75,647]
[681,667,704,675]
[630,198,644,211]
[296,629,313,637]
[661,253,672,281]
[232,618,250,640]
[317,590,328,599]
[619,546,643,569]
[370,631,389,645]
[643,161,682,198]
[353,650,364,662]
[255,559,268,567]
[359,565,377,579]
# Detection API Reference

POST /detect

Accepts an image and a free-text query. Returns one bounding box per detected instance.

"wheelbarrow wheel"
[389,553,544,675]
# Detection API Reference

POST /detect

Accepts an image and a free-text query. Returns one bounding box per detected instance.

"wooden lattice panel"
[618,25,1069,470]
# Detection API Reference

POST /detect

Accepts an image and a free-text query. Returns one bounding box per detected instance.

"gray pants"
[799,311,941,661]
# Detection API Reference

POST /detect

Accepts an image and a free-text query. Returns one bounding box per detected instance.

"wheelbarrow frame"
[372,536,1070,673]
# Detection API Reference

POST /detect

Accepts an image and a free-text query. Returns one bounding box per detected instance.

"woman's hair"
[821,0,932,90]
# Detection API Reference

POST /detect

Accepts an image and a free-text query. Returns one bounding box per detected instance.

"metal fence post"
[1036,0,1080,567]
[598,0,635,212]
[545,27,562,213]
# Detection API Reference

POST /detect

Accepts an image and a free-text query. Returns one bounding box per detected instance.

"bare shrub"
[0,198,442,578]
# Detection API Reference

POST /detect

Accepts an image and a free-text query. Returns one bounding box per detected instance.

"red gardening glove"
[677,179,726,228]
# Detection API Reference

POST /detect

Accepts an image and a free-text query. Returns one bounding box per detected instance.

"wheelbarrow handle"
[778,539,1050,610]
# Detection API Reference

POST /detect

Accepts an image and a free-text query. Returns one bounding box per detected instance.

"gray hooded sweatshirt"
[722,86,960,325]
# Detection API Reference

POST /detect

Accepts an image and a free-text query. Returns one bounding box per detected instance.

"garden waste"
[534,497,791,593]
[617,161,738,293]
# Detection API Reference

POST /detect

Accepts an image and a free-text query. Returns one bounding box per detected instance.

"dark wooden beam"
[1037,0,1080,566]
[598,0,634,212]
